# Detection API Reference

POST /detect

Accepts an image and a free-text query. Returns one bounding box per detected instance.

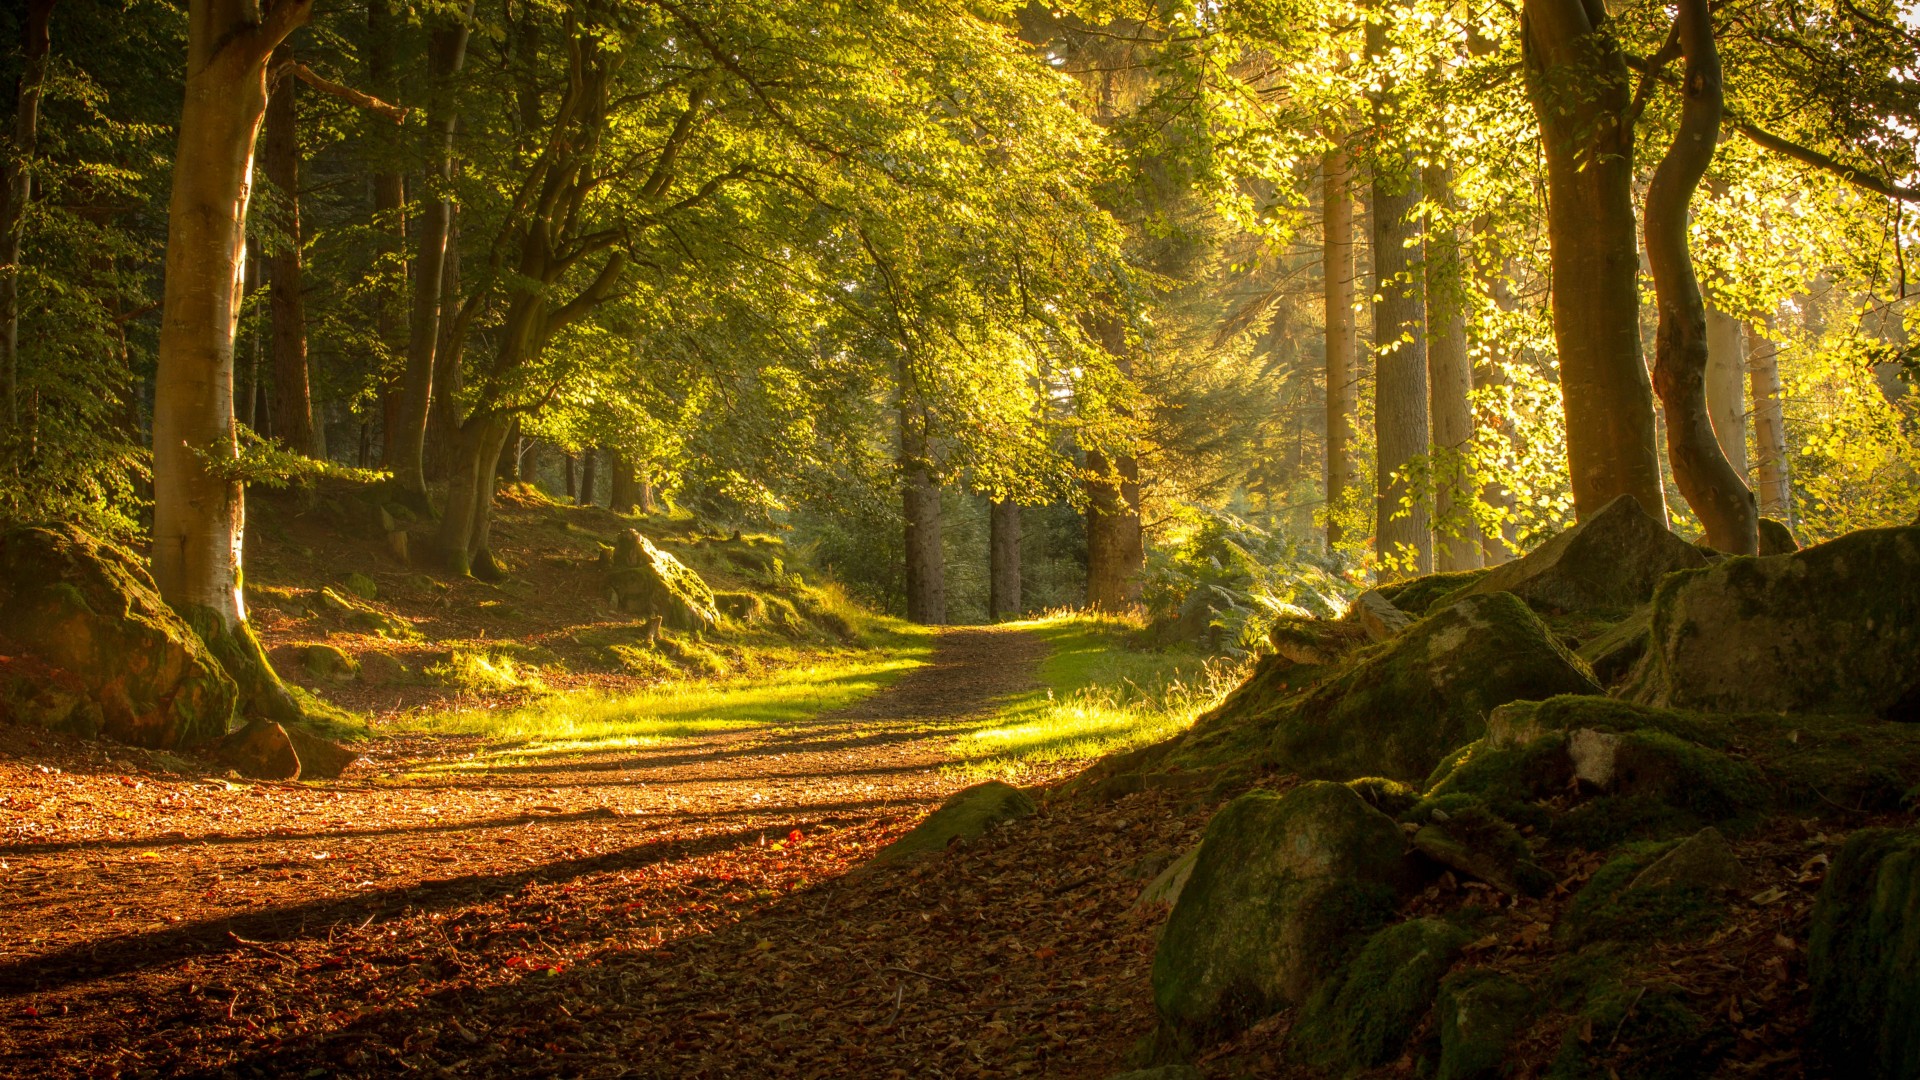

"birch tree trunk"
[1747,318,1791,521]
[1322,149,1357,554]
[1644,0,1758,554]
[152,0,312,723]
[1523,0,1668,523]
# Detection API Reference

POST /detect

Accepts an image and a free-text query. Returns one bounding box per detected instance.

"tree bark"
[1705,307,1747,475]
[391,1,474,502]
[1084,315,1143,609]
[1425,161,1480,572]
[901,404,945,625]
[1322,148,1357,554]
[433,410,511,578]
[1,0,52,433]
[563,451,576,499]
[609,450,637,512]
[1747,318,1791,521]
[989,498,1021,622]
[1370,10,1432,580]
[262,45,318,457]
[1523,0,1668,523]
[637,467,656,513]
[368,0,408,471]
[1644,0,1757,554]
[578,446,597,506]
[152,0,312,726]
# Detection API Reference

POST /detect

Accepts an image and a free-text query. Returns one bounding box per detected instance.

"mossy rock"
[1134,846,1200,915]
[301,643,360,682]
[1434,697,1767,846]
[1347,776,1420,817]
[862,781,1036,871]
[358,652,409,685]
[1442,494,1707,615]
[1294,917,1473,1069]
[714,590,768,623]
[341,572,378,601]
[1219,592,1601,784]
[1435,969,1535,1080]
[1548,972,1720,1080]
[0,653,103,737]
[1757,517,1799,555]
[1808,827,1920,1080]
[1152,782,1419,1049]
[1574,605,1652,687]
[214,717,302,780]
[1558,838,1737,947]
[347,608,418,640]
[1413,802,1554,897]
[607,529,719,631]
[1629,524,1920,719]
[0,522,236,749]
[1376,567,1494,617]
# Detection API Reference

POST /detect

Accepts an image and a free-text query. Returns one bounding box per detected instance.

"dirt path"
[0,625,1203,1078]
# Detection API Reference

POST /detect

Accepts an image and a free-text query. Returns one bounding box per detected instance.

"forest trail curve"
[0,625,1071,1077]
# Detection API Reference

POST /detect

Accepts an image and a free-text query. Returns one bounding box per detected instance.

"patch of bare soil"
[0,625,1212,1078]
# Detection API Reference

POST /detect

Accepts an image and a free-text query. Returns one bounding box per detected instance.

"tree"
[1643,0,1758,554]
[151,0,312,721]
[1,0,52,432]
[1521,0,1668,522]
[262,46,318,457]
[1322,148,1357,554]
[989,499,1021,621]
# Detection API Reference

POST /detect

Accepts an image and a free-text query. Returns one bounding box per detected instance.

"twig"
[1608,986,1649,1049]
[881,984,904,1028]
[883,964,953,985]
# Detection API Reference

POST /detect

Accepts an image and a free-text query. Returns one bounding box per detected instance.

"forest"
[0,0,1916,1076]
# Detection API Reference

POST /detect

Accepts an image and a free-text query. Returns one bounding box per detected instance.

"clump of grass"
[948,611,1247,779]
[424,647,550,695]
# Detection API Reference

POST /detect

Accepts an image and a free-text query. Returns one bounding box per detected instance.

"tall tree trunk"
[497,417,521,482]
[1084,314,1143,609]
[1523,0,1668,523]
[563,451,576,499]
[989,498,1022,622]
[425,215,461,481]
[1,0,52,433]
[433,411,511,578]
[1705,308,1747,475]
[391,2,474,502]
[900,405,945,625]
[1370,10,1432,580]
[1644,0,1757,554]
[1322,148,1357,554]
[577,446,597,507]
[368,0,407,472]
[1747,318,1791,521]
[637,467,656,513]
[152,0,312,726]
[609,450,637,512]
[263,46,317,456]
[1425,161,1480,572]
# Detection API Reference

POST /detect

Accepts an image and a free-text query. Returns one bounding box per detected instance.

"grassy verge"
[947,611,1245,780]
[390,620,933,773]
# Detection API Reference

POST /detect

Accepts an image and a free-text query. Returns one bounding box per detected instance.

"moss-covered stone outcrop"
[605,529,719,631]
[1247,592,1600,784]
[1151,782,1419,1049]
[1443,494,1706,614]
[1629,524,1920,718]
[0,523,235,748]
[1292,917,1473,1069]
[862,780,1036,871]
[1808,827,1920,1080]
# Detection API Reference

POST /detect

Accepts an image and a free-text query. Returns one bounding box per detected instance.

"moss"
[1436,968,1536,1080]
[1347,776,1420,817]
[1552,729,1766,846]
[1413,802,1554,897]
[1558,842,1731,947]
[656,633,730,677]
[301,643,359,681]
[1808,828,1920,1080]
[1416,739,1567,833]
[1375,567,1493,616]
[1293,917,1473,1069]
[864,781,1035,868]
[1152,783,1415,1050]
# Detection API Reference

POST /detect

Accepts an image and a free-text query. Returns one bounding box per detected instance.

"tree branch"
[278,62,409,124]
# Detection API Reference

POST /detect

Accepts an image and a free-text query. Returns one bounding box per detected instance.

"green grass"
[947,611,1246,779]
[390,622,934,773]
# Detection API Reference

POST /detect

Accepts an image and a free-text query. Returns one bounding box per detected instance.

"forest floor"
[0,624,1218,1079]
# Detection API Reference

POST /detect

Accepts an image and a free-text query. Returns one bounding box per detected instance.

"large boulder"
[1292,917,1473,1069]
[606,530,718,632]
[0,523,235,748]
[1263,592,1601,784]
[1441,495,1706,614]
[1628,524,1920,718]
[1808,828,1920,1080]
[1151,782,1419,1048]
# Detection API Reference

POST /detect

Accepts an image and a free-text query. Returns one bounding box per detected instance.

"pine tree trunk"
[1523,0,1668,523]
[263,46,317,457]
[1370,10,1432,580]
[1747,318,1791,521]
[152,0,312,725]
[391,2,474,501]
[901,407,945,625]
[1425,161,1480,572]
[1,0,52,433]
[577,446,597,507]
[1705,308,1747,475]
[989,498,1022,622]
[1644,0,1757,555]
[1322,148,1357,554]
